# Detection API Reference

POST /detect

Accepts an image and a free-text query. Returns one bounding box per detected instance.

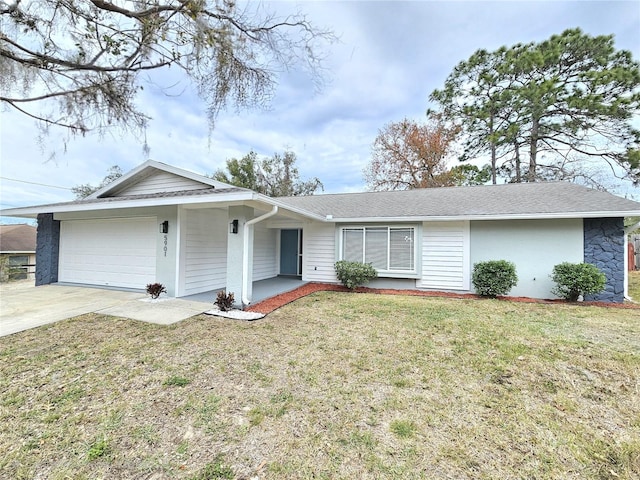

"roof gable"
[110,169,213,196]
[89,160,239,199]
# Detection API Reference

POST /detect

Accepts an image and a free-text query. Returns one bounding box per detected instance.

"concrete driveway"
[0,281,211,337]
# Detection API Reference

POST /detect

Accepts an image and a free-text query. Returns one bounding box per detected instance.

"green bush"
[472,260,518,297]
[551,262,606,301]
[334,260,378,290]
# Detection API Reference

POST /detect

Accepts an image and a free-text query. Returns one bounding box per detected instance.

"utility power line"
[0,176,72,190]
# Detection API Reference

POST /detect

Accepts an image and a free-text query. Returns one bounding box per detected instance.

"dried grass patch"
[1,292,639,479]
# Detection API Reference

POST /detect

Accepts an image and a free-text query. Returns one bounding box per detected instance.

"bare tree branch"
[0,0,336,138]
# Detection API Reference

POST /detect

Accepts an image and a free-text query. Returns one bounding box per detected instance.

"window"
[341,226,416,274]
[7,255,29,280]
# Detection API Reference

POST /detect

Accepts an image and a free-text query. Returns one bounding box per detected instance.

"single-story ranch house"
[0,223,37,281]
[3,160,640,304]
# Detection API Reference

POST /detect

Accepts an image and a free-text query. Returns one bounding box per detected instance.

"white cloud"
[1,0,639,215]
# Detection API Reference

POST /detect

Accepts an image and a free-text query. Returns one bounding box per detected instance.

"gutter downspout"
[242,206,279,306]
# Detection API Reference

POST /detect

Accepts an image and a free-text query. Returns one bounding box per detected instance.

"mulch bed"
[245,282,640,315]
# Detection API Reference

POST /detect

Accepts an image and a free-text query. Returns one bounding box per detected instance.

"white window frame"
[338,225,419,277]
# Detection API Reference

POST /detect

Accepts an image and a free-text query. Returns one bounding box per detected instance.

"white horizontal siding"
[183,209,227,295]
[418,221,470,291]
[117,170,210,196]
[303,223,338,283]
[253,224,277,281]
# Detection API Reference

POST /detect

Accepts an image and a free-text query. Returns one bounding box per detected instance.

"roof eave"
[329,211,640,223]
[1,190,259,217]
[1,191,333,221]
[254,194,328,222]
[0,209,39,219]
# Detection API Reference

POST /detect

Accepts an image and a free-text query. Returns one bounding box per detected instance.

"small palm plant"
[215,291,235,312]
[146,283,167,299]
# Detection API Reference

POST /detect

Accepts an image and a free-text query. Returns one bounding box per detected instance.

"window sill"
[377,272,420,280]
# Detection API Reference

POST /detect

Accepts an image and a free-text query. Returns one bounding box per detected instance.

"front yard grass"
[1,292,639,479]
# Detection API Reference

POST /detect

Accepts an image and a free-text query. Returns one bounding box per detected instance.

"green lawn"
[1,293,639,479]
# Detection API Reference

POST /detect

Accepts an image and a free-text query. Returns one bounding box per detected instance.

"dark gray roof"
[0,224,36,252]
[276,182,640,219]
[4,180,639,221]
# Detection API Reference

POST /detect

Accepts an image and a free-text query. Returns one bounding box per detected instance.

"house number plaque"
[163,234,168,257]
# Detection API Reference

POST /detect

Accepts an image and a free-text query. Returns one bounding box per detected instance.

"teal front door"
[280,229,302,276]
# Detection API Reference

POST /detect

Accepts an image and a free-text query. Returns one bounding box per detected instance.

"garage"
[59,217,157,289]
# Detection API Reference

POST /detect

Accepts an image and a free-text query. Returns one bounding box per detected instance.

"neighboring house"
[2,160,640,303]
[0,224,36,281]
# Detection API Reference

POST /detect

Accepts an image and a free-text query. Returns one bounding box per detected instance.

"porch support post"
[226,206,254,308]
[242,206,278,306]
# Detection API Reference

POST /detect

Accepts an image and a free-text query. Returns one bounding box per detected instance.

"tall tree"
[430,28,640,185]
[0,1,334,136]
[364,117,459,191]
[449,164,492,186]
[213,152,261,192]
[259,151,323,197]
[72,165,123,199]
[430,47,518,184]
[213,150,323,196]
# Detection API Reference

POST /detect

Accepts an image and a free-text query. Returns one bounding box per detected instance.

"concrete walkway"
[0,281,211,337]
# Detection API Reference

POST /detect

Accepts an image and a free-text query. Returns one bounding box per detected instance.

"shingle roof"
[276,182,640,219]
[0,224,37,252]
[3,179,639,221]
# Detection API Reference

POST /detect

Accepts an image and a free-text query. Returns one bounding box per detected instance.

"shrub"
[472,260,518,297]
[334,260,378,290]
[146,282,166,299]
[215,291,235,311]
[551,262,606,301]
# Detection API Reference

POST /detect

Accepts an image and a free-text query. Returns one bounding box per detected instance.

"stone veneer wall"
[36,213,60,286]
[583,217,624,303]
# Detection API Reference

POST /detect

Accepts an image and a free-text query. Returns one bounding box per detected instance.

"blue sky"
[1,0,639,220]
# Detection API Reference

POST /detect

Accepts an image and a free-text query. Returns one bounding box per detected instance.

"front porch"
[181,276,307,306]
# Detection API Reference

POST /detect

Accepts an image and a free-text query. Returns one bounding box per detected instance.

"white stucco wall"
[470,219,583,299]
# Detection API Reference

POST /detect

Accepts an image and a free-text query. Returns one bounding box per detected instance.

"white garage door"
[59,217,157,289]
